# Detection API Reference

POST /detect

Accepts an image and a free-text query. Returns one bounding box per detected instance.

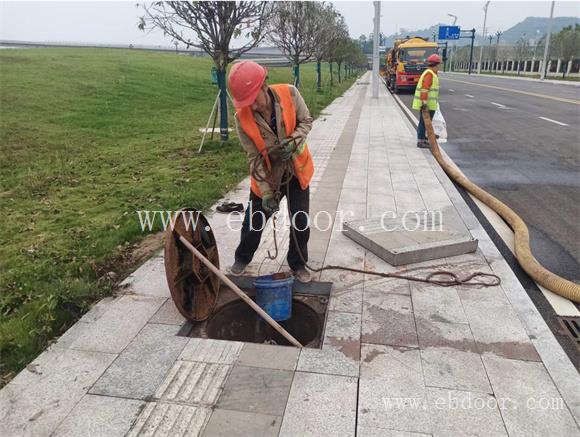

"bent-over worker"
[227,61,314,283]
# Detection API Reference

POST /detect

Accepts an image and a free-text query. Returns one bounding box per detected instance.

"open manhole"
[206,299,321,347]
[177,276,331,348]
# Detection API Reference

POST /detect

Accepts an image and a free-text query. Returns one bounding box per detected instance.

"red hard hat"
[228,61,268,108]
[427,54,442,65]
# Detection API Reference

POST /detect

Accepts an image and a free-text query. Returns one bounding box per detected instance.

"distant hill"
[500,16,579,44]
[379,16,579,49]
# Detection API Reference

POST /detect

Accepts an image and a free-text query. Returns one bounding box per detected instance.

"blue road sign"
[438,26,461,40]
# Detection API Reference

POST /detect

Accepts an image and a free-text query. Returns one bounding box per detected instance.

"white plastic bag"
[432,103,447,143]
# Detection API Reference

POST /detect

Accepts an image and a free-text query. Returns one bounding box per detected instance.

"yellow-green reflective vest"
[412,68,439,111]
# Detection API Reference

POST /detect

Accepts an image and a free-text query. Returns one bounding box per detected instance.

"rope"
[250,139,501,288]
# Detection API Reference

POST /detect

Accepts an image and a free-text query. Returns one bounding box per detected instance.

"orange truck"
[384,37,439,93]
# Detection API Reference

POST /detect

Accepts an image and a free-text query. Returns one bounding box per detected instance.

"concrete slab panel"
[421,348,492,393]
[427,387,507,436]
[343,206,477,266]
[179,338,243,365]
[155,361,230,406]
[279,372,358,437]
[52,394,144,437]
[66,295,166,353]
[90,324,188,400]
[217,366,293,416]
[0,347,116,437]
[237,343,299,371]
[127,402,211,437]
[482,354,579,436]
[362,293,418,348]
[201,409,282,437]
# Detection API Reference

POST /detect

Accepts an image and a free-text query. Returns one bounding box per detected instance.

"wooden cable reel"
[164,209,220,321]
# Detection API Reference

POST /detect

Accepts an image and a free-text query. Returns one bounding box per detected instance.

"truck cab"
[385,37,439,93]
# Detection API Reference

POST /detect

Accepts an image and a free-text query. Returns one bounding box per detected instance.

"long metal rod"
[198,93,220,153]
[177,235,303,348]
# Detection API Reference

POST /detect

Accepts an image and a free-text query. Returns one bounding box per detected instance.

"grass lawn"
[0,48,360,384]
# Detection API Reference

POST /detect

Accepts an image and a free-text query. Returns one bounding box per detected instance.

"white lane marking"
[490,102,507,108]
[539,116,569,126]
[449,89,455,92]
[465,94,474,98]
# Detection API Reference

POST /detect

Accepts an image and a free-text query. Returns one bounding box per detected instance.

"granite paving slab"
[90,323,188,400]
[0,347,117,437]
[52,394,144,437]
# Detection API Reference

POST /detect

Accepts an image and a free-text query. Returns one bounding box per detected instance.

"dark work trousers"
[235,175,310,271]
[417,109,436,140]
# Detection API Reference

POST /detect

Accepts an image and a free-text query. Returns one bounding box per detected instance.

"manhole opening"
[177,276,331,349]
[557,316,580,350]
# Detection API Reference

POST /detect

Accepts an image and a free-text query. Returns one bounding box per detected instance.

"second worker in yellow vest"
[412,54,442,148]
[227,61,314,283]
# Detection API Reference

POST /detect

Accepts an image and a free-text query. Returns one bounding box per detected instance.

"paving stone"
[297,345,359,377]
[421,348,492,393]
[357,427,431,437]
[155,361,230,405]
[179,338,243,365]
[237,343,299,371]
[362,293,418,348]
[127,402,211,437]
[0,347,116,437]
[411,285,468,324]
[279,372,358,437]
[482,354,579,436]
[461,300,539,361]
[149,298,186,325]
[360,344,423,388]
[427,387,507,436]
[52,394,144,437]
[78,296,118,323]
[358,377,431,434]
[324,310,361,340]
[217,365,293,416]
[90,324,188,400]
[65,294,166,353]
[122,255,171,297]
[201,409,281,437]
[416,318,478,353]
[328,286,363,314]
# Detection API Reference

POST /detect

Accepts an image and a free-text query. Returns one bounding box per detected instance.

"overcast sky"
[1,1,578,47]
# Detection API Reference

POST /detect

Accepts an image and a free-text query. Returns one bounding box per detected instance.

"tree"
[268,2,318,87]
[513,36,530,75]
[138,1,270,142]
[328,25,351,83]
[311,3,343,91]
[552,24,580,78]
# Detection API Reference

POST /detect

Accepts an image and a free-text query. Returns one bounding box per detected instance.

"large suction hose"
[422,107,580,303]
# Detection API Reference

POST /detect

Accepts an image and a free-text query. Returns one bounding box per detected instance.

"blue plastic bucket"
[254,273,294,321]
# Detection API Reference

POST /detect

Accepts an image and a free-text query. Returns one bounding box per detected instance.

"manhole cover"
[343,206,478,265]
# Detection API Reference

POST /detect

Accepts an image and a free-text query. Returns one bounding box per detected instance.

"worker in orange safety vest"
[227,61,314,283]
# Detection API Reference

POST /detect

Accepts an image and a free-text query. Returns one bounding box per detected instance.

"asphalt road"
[399,73,580,284]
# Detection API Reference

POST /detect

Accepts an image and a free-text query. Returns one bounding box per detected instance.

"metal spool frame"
[164,209,220,321]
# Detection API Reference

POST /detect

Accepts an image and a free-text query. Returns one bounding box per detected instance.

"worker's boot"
[417,139,430,149]
[293,266,312,283]
[229,260,248,276]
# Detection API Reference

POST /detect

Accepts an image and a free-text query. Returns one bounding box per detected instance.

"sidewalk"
[1,71,579,437]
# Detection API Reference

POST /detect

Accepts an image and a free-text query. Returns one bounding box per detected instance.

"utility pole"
[540,0,555,80]
[447,13,458,71]
[467,29,476,74]
[477,1,491,74]
[372,1,380,98]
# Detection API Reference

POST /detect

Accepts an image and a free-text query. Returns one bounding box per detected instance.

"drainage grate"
[557,316,580,350]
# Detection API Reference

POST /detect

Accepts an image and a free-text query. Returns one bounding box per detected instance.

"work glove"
[262,192,279,215]
[279,137,298,162]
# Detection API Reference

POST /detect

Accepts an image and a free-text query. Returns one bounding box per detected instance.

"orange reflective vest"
[237,84,314,198]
